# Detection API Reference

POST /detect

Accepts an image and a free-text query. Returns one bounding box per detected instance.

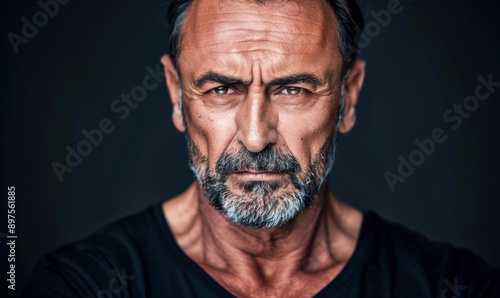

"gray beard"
[186,136,336,228]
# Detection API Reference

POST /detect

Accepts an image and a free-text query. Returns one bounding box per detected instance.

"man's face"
[172,0,346,228]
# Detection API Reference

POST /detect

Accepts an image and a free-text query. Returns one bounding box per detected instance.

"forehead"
[178,0,341,74]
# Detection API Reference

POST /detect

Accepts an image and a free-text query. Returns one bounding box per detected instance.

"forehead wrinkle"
[197,27,323,38]
[193,11,326,29]
[184,1,337,49]
[192,24,330,56]
[198,48,319,56]
[198,38,325,54]
[192,14,328,44]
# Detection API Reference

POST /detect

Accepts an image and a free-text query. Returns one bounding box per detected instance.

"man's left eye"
[282,87,302,95]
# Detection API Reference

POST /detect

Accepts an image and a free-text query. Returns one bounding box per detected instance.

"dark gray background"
[1,0,499,296]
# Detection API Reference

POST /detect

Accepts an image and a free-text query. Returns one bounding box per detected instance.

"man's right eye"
[212,86,232,95]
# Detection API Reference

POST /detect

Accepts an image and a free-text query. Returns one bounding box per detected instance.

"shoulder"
[23,204,163,297]
[364,211,500,297]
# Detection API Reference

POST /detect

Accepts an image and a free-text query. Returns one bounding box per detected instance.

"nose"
[235,90,278,152]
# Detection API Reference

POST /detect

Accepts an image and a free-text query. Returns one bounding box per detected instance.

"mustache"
[215,146,301,175]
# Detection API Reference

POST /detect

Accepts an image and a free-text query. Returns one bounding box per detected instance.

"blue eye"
[282,87,302,95]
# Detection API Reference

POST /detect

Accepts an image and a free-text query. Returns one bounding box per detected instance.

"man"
[25,0,499,297]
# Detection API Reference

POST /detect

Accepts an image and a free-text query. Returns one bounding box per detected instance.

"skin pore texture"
[161,0,366,296]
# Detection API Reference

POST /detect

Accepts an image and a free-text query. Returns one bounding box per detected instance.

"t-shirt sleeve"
[442,248,500,298]
[23,243,139,298]
[23,254,90,297]
[372,212,500,298]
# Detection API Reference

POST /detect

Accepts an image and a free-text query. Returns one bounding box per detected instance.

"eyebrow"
[194,72,246,88]
[194,71,323,89]
[267,74,322,88]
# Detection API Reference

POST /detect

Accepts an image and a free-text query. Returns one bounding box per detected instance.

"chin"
[217,185,309,229]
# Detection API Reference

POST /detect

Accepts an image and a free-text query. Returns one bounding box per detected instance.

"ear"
[339,59,365,134]
[161,55,185,132]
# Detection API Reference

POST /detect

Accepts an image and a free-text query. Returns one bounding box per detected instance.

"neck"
[162,181,362,286]
[193,182,359,280]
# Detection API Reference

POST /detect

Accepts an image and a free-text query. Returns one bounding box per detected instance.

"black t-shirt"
[24,203,500,297]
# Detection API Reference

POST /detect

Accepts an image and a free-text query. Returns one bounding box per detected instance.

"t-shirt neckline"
[153,202,373,297]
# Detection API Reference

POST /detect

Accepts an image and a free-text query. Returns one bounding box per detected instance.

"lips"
[231,170,284,181]
[239,170,272,174]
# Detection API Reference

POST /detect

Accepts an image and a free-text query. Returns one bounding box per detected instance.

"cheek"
[278,102,339,168]
[184,99,238,168]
